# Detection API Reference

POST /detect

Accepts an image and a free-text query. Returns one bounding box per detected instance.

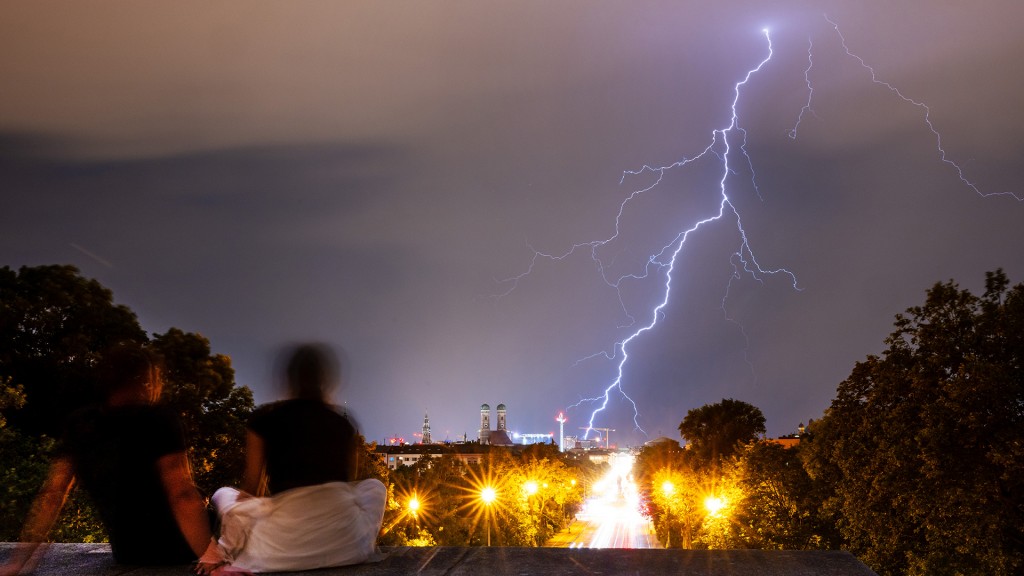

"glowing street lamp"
[523,480,539,497]
[408,495,421,518]
[661,481,675,497]
[480,486,497,504]
[704,495,726,518]
[660,480,676,548]
[480,486,497,546]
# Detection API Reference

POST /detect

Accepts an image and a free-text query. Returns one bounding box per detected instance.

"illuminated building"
[478,402,514,446]
[421,412,431,444]
[478,403,491,445]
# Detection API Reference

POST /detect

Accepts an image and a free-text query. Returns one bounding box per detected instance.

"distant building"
[478,404,490,444]
[643,436,681,448]
[375,443,489,471]
[478,402,514,446]
[766,422,806,449]
[375,439,556,471]
[421,412,432,444]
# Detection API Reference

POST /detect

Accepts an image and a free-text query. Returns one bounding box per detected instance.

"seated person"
[211,344,385,573]
[1,342,231,575]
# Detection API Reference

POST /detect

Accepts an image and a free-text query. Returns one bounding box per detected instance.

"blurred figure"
[0,342,230,575]
[211,343,385,573]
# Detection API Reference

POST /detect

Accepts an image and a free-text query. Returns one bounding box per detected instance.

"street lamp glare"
[704,495,726,516]
[480,486,497,504]
[661,480,675,496]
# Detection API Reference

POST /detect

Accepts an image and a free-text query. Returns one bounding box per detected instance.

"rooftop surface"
[2,544,878,575]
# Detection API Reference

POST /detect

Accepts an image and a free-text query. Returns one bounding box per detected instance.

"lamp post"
[523,480,540,545]
[661,480,675,548]
[480,486,497,546]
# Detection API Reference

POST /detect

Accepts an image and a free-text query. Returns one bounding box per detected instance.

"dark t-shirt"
[60,404,195,565]
[247,398,358,494]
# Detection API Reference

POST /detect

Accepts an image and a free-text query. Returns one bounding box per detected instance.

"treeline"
[633,269,1023,576]
[3,264,1022,575]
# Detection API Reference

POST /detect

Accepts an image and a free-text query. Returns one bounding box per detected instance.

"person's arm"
[239,430,266,497]
[0,458,76,576]
[155,451,215,559]
[348,432,361,481]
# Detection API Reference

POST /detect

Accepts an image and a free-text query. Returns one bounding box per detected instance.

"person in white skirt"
[205,344,385,574]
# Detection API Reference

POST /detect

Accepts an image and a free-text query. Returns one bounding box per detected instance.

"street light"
[480,486,497,546]
[661,481,675,497]
[408,495,421,518]
[660,480,675,548]
[523,480,539,496]
[704,495,726,518]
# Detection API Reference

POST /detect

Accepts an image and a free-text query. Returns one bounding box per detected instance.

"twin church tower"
[417,403,514,446]
[478,403,513,446]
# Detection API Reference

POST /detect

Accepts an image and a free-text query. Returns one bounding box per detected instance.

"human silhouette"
[211,343,385,572]
[0,342,231,575]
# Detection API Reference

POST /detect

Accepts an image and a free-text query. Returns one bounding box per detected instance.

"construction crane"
[580,427,616,449]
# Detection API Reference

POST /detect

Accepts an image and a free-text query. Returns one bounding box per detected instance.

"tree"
[0,265,146,436]
[0,379,46,540]
[678,398,766,467]
[733,441,838,550]
[634,438,717,549]
[512,452,577,546]
[151,329,254,496]
[802,270,1024,576]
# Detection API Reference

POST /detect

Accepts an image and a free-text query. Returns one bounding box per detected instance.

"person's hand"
[211,565,253,576]
[193,538,232,575]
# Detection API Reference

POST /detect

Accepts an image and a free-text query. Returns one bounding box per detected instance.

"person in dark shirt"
[236,342,360,496]
[210,343,385,572]
[0,343,231,576]
[246,396,358,495]
[62,402,195,564]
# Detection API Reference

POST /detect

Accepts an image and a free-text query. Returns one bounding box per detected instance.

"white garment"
[212,479,386,573]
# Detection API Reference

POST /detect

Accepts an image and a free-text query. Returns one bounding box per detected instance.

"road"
[546,453,659,549]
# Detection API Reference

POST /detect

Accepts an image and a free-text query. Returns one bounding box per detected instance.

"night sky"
[3,1,1023,447]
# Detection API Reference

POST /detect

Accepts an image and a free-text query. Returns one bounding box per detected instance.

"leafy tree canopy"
[678,398,766,467]
[802,269,1024,576]
[0,265,146,435]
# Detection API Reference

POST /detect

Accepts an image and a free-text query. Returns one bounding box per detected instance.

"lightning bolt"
[499,16,1021,442]
[787,36,817,140]
[823,15,1023,202]
[498,28,797,439]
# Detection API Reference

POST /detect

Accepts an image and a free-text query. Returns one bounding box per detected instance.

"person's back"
[62,403,194,564]
[248,398,357,494]
[212,343,385,572]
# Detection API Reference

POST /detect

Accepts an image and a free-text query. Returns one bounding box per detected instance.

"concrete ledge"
[2,544,877,575]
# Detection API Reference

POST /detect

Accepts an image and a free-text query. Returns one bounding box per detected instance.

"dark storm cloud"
[2,1,1023,445]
